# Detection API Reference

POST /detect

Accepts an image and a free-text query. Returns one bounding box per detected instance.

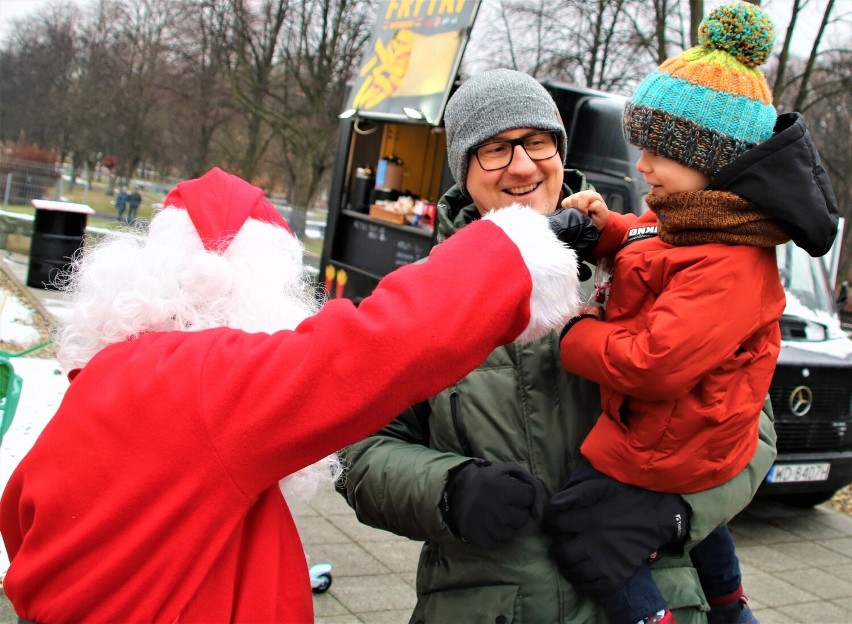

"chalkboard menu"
[333,210,433,277]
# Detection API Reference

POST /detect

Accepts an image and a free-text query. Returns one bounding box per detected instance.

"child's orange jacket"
[561,210,785,493]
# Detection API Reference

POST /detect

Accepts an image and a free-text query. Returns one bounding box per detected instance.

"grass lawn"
[3,178,326,256]
[2,179,160,230]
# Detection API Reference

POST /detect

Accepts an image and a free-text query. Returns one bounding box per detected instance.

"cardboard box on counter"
[369,204,408,224]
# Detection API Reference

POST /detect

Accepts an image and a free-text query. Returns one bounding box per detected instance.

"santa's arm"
[203,205,581,492]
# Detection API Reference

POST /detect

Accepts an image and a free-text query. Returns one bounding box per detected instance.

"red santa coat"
[0,216,568,623]
[561,210,785,493]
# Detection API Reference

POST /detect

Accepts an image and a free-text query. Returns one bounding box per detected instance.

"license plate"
[766,463,830,483]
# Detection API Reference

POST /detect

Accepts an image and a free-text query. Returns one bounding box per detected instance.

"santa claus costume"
[0,167,580,622]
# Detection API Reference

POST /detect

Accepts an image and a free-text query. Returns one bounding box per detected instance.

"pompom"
[698,1,775,67]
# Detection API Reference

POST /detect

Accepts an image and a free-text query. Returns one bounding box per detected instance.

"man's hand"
[444,460,545,550]
[542,477,689,598]
[562,191,609,231]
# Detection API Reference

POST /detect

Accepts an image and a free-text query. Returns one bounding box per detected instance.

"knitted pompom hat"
[444,69,567,196]
[623,1,777,177]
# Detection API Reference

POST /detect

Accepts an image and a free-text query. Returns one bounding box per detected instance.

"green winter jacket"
[338,171,778,623]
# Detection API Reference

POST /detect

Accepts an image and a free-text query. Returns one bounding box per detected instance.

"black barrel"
[27,201,93,290]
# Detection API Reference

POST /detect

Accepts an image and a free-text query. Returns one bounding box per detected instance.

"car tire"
[770,490,837,508]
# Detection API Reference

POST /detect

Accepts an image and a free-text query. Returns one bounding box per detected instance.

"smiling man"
[337,68,779,623]
[443,67,583,217]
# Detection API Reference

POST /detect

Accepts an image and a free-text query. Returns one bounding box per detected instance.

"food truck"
[318,1,647,301]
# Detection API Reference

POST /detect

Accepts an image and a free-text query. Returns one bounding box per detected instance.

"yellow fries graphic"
[352,30,414,110]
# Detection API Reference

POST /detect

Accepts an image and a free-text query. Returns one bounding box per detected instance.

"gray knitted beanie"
[444,68,567,196]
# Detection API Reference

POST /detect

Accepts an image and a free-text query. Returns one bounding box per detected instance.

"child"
[551,2,838,624]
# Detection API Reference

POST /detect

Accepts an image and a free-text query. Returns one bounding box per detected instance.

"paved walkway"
[2,251,851,623]
[301,482,852,624]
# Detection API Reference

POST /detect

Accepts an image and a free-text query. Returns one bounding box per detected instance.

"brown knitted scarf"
[646,190,790,248]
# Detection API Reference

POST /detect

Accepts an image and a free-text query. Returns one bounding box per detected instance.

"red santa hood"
[163,167,292,252]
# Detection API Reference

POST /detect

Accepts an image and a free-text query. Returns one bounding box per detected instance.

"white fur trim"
[483,204,581,343]
[56,210,319,370]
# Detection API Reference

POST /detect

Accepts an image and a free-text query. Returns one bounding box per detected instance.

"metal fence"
[0,158,62,208]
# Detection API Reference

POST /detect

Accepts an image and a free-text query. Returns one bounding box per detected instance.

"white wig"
[56,206,339,503]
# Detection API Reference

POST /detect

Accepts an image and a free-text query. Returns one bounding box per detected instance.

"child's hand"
[562,191,608,230]
[578,305,604,319]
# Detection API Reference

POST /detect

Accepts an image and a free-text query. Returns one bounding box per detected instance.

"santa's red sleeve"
[199,203,581,493]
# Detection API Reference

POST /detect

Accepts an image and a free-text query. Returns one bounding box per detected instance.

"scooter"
[309,562,333,594]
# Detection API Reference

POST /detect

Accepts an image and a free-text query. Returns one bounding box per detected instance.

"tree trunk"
[794,0,835,111]
[689,0,703,47]
[773,0,801,104]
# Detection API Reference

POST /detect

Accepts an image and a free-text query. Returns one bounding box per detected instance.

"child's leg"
[690,525,756,624]
[568,458,671,624]
[601,564,669,624]
[690,525,741,597]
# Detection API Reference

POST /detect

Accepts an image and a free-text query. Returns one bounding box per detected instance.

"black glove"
[443,460,545,550]
[541,477,689,598]
[547,207,599,262]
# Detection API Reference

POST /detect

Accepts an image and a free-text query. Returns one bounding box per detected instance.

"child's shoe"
[707,596,757,624]
[642,610,675,624]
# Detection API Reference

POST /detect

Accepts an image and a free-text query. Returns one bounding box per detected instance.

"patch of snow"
[0,294,41,345]
[0,288,67,573]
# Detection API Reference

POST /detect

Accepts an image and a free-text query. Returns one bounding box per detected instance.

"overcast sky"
[0,0,845,57]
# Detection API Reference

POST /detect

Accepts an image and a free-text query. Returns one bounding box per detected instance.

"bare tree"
[70,1,131,190]
[779,40,852,279]
[463,0,553,77]
[0,5,83,160]
[52,0,174,192]
[206,0,373,230]
[466,0,652,92]
[158,0,236,178]
[608,0,689,80]
[792,0,836,110]
[112,0,174,184]
[772,0,803,103]
[271,0,374,221]
[688,0,703,46]
[214,0,289,182]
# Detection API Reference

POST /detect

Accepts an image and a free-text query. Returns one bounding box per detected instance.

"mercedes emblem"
[788,385,813,417]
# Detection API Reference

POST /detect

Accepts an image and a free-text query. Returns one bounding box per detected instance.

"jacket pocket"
[411,584,520,624]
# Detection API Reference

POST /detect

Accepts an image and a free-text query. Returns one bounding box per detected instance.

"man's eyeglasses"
[471,131,559,171]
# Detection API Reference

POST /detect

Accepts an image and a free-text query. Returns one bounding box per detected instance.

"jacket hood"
[707,112,839,257]
[436,169,590,242]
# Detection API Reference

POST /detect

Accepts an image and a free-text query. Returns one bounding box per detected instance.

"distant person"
[0,167,585,622]
[550,4,838,624]
[114,188,128,222]
[126,189,142,224]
